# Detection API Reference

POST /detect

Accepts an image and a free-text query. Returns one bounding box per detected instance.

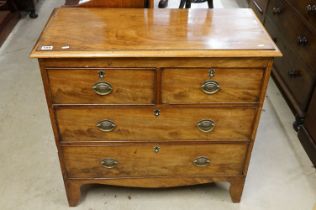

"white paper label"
[40,45,53,51]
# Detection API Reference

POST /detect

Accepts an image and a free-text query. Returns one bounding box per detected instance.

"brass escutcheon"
[154,109,160,116]
[153,145,160,153]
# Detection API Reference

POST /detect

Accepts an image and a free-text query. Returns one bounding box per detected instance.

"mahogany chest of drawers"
[31,8,281,206]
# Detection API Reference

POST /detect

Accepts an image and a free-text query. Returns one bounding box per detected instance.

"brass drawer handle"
[197,119,215,133]
[201,80,220,95]
[96,119,116,132]
[193,156,210,167]
[92,81,113,96]
[101,158,118,169]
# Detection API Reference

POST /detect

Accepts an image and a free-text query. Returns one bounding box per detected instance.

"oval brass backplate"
[197,119,215,133]
[92,81,113,96]
[96,119,116,132]
[201,80,220,95]
[101,158,118,169]
[193,156,210,167]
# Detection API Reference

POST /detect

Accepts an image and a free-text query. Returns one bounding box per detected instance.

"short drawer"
[62,143,247,178]
[56,106,256,142]
[161,68,264,104]
[47,68,155,104]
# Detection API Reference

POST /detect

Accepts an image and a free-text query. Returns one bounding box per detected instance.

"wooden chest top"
[30,8,281,58]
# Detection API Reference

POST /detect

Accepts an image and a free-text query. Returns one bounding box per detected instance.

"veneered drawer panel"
[62,143,247,178]
[161,68,264,104]
[47,68,155,104]
[56,107,256,142]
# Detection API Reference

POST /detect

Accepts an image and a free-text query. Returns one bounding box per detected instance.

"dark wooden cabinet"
[0,0,20,47]
[298,87,316,165]
[15,0,39,18]
[250,0,316,166]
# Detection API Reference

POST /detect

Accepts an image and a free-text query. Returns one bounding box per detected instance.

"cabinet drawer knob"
[193,156,210,167]
[272,7,282,15]
[101,158,118,169]
[197,119,216,133]
[288,69,301,78]
[306,4,316,13]
[297,35,308,46]
[92,81,113,96]
[201,80,220,95]
[96,119,116,132]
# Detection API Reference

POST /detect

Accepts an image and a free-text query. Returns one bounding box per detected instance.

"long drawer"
[47,68,156,104]
[162,68,264,104]
[56,107,256,142]
[62,143,247,178]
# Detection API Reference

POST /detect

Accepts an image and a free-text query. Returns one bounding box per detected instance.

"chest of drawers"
[31,8,281,206]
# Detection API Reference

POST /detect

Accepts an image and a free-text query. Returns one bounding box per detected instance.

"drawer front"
[56,107,256,142]
[161,68,263,104]
[265,17,314,111]
[285,0,316,26]
[267,0,316,74]
[47,68,155,104]
[62,143,247,178]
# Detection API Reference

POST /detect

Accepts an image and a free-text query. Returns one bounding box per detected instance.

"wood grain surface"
[47,68,155,104]
[162,68,264,104]
[62,143,247,178]
[64,175,245,206]
[56,106,256,142]
[30,8,281,58]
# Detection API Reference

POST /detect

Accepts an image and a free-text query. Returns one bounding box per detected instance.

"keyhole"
[154,109,160,117]
[208,68,215,78]
[98,70,105,80]
[153,146,160,153]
